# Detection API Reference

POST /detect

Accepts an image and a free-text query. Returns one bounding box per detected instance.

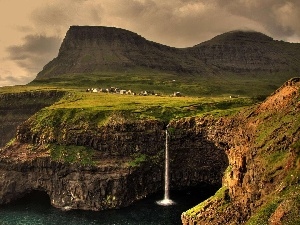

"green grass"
[246,198,281,225]
[127,153,148,167]
[29,69,296,97]
[48,144,95,165]
[27,91,256,133]
[246,185,300,225]
[255,110,300,148]
[183,186,230,218]
[0,85,62,94]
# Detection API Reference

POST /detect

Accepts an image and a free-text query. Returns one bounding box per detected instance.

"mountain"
[36,26,208,78]
[35,26,300,80]
[190,30,300,73]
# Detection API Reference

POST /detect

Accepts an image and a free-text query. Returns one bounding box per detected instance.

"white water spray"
[156,129,175,206]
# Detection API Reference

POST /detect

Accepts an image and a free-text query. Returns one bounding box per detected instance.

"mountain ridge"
[35,26,300,80]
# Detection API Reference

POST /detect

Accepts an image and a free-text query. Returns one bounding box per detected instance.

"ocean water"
[0,185,218,225]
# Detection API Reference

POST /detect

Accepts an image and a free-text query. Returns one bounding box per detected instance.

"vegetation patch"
[127,153,148,167]
[48,144,95,166]
[30,70,296,98]
[4,138,16,148]
[183,186,230,218]
[27,91,257,134]
[246,198,281,225]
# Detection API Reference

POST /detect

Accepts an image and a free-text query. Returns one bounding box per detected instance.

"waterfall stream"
[156,129,175,206]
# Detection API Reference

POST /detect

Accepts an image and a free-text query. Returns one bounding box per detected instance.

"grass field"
[24,90,257,135]
[2,70,296,130]
[29,69,297,98]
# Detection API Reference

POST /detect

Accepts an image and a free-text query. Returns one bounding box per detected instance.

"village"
[86,87,183,97]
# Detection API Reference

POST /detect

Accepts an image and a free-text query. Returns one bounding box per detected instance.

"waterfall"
[156,129,175,206]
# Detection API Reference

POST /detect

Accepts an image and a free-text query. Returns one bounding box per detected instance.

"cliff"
[0,115,229,211]
[0,90,64,148]
[182,77,300,224]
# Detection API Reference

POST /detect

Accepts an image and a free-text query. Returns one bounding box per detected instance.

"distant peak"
[223,30,273,40]
[197,30,273,46]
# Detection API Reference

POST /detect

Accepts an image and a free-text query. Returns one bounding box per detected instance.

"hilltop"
[191,30,300,73]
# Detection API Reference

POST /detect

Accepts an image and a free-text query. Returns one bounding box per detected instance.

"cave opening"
[159,182,221,207]
[10,190,51,208]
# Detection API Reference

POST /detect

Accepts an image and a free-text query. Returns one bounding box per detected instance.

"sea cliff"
[0,115,229,211]
[182,78,300,224]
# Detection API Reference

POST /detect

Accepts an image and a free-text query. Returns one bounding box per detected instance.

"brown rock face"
[0,116,229,211]
[181,78,300,224]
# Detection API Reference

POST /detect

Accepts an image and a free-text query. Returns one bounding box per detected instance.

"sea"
[0,184,218,225]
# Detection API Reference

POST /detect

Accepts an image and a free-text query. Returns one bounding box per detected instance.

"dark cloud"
[99,0,264,46]
[23,0,300,48]
[119,0,299,44]
[108,0,158,18]
[30,1,103,35]
[16,25,34,33]
[31,3,73,28]
[6,35,62,73]
[213,0,300,39]
[0,68,32,87]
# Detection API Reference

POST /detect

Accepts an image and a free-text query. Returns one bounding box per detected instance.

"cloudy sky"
[1,0,300,87]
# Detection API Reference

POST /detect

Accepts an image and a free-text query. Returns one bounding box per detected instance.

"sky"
[1,0,300,87]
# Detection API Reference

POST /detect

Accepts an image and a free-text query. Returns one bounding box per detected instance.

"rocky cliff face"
[0,90,64,148]
[0,115,229,211]
[182,78,300,224]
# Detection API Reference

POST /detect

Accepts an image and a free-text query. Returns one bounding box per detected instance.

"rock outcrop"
[0,116,229,211]
[181,78,300,224]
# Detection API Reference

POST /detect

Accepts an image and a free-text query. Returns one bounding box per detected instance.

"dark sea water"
[0,185,218,225]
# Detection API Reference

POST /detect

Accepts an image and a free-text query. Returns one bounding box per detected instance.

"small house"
[173,92,182,97]
[120,90,127,95]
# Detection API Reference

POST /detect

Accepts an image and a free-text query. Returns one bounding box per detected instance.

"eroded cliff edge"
[0,90,64,148]
[0,113,229,211]
[182,78,300,224]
